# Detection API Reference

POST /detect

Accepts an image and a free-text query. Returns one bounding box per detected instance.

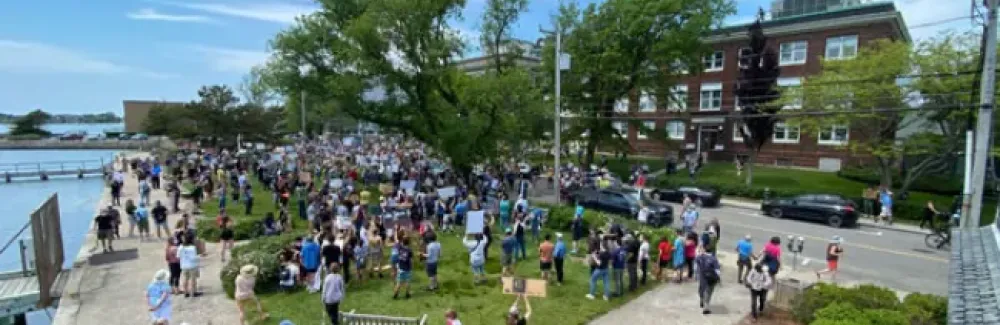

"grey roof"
[949,225,1000,324]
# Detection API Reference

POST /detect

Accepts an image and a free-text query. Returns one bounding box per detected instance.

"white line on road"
[858,230,883,236]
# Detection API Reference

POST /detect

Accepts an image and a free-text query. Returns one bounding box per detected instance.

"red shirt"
[684,240,697,258]
[635,175,646,188]
[657,241,672,261]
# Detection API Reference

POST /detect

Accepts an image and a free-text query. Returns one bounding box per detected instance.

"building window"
[733,122,744,142]
[818,125,849,145]
[773,122,800,143]
[699,82,723,111]
[738,47,753,69]
[703,51,724,71]
[668,85,688,111]
[666,121,685,140]
[638,121,655,139]
[826,35,858,60]
[612,121,626,138]
[778,77,802,109]
[613,98,629,113]
[639,92,656,112]
[779,41,808,65]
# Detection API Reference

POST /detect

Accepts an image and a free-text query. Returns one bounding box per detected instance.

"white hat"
[509,305,519,315]
[556,232,564,238]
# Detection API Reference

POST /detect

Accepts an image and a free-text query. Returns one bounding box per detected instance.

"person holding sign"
[506,294,532,325]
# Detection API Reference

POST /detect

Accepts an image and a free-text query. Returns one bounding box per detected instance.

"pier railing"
[0,159,109,180]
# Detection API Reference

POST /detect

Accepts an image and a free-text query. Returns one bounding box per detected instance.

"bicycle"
[924,225,951,250]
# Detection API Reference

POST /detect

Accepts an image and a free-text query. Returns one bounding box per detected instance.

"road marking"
[723,220,949,264]
[858,230,883,236]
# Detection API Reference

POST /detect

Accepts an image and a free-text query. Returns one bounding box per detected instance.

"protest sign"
[501,277,547,297]
[465,210,485,234]
[437,186,456,198]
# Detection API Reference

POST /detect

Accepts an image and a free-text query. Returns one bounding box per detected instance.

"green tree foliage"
[733,13,781,186]
[541,0,734,164]
[264,0,545,171]
[143,85,281,146]
[10,109,52,136]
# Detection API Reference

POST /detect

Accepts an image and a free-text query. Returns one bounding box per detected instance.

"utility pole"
[300,90,307,137]
[541,7,566,204]
[967,0,998,228]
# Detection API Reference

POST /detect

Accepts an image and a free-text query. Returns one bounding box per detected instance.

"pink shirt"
[764,243,782,259]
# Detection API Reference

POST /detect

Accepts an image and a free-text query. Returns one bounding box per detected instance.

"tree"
[10,109,51,136]
[733,12,781,186]
[264,0,545,174]
[143,85,281,146]
[541,0,734,165]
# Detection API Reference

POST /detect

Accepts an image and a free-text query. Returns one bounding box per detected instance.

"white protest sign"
[437,186,457,198]
[465,210,485,234]
[330,178,343,189]
[400,180,417,194]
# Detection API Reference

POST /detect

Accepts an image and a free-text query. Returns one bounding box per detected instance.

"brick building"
[619,1,910,170]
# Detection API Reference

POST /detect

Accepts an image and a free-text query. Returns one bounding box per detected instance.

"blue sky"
[0,0,973,115]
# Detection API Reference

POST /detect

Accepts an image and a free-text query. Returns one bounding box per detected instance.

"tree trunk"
[877,158,893,190]
[745,151,757,187]
[585,139,597,167]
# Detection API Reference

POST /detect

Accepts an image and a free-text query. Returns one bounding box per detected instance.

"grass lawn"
[248,233,656,325]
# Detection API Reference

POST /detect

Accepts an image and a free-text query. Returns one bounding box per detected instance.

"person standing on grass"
[586,242,610,301]
[571,208,585,254]
[506,294,532,325]
[146,269,172,324]
[244,184,254,216]
[746,262,773,321]
[501,228,516,276]
[625,234,639,291]
[513,216,527,261]
[322,262,345,325]
[301,237,321,293]
[538,234,554,281]
[234,265,269,325]
[638,234,650,285]
[463,233,488,285]
[177,234,202,298]
[392,236,413,299]
[696,248,721,314]
[735,235,754,284]
[610,240,626,297]
[445,310,462,325]
[553,233,566,286]
[816,236,844,282]
[422,233,441,291]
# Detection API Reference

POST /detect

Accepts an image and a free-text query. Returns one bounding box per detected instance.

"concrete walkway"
[52,153,239,325]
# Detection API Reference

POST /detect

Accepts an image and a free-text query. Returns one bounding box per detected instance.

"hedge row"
[653,178,935,222]
[793,283,947,325]
[539,203,677,245]
[220,232,306,298]
[837,168,965,196]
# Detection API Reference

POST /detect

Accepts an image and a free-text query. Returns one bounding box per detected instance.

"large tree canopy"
[144,85,281,146]
[541,0,733,164]
[734,15,781,186]
[265,0,545,170]
[10,109,51,136]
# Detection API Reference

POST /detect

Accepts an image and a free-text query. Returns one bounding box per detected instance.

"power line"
[556,103,975,121]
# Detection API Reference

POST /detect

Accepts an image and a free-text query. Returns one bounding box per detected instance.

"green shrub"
[220,232,304,298]
[809,302,909,325]
[837,168,964,196]
[902,293,948,325]
[196,217,263,242]
[793,283,850,324]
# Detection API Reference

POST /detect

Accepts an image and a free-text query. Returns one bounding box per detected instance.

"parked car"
[761,194,859,228]
[86,133,105,141]
[648,186,722,207]
[59,132,86,141]
[134,133,149,141]
[118,133,132,140]
[569,187,673,227]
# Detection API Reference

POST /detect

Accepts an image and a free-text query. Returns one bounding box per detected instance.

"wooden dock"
[0,159,109,181]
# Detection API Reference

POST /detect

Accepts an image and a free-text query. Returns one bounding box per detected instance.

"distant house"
[122,100,185,133]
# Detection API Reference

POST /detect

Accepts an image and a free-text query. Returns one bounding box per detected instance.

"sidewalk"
[719,198,928,235]
[588,251,831,325]
[52,153,239,325]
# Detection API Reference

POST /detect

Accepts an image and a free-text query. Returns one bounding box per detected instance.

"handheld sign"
[400,180,417,194]
[330,178,343,189]
[437,186,456,198]
[501,277,547,297]
[465,210,485,234]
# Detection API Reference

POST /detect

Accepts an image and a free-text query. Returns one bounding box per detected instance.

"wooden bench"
[335,309,428,325]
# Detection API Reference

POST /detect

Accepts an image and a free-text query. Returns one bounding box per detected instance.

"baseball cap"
[556,232,563,238]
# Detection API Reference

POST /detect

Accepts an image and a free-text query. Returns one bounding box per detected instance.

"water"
[0,123,123,135]
[0,149,117,325]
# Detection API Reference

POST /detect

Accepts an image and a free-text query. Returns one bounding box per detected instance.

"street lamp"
[540,7,568,204]
[298,65,312,138]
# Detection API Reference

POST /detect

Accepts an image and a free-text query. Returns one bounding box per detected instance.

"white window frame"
[733,122,744,142]
[779,41,808,66]
[699,82,723,111]
[612,121,626,138]
[773,122,801,143]
[738,47,753,69]
[613,98,629,113]
[668,85,688,111]
[826,35,858,60]
[639,92,656,112]
[666,121,685,140]
[778,77,803,109]
[703,51,724,72]
[818,125,849,145]
[637,121,655,139]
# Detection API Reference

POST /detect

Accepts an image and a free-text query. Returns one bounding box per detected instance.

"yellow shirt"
[598,178,611,189]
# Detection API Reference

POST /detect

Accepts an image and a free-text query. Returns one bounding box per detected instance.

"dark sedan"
[569,187,674,227]
[761,194,859,228]
[648,186,722,207]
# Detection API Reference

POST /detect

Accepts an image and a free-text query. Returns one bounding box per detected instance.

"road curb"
[719,199,928,235]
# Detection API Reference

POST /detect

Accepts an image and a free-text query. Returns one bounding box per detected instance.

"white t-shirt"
[639,241,650,261]
[637,207,650,223]
[177,245,200,270]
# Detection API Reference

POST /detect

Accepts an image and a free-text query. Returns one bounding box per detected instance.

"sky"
[0,0,979,115]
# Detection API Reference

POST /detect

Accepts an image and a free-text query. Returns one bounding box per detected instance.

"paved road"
[664,202,949,296]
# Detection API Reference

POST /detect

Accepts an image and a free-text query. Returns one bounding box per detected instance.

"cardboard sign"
[330,178,343,189]
[465,210,485,234]
[501,277,547,297]
[437,186,456,198]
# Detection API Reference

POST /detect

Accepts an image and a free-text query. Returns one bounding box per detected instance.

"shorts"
[540,261,552,271]
[501,254,513,266]
[182,268,199,280]
[826,260,839,271]
[658,259,670,269]
[303,266,318,274]
[737,256,752,267]
[97,229,113,240]
[471,263,485,275]
[426,263,438,277]
[396,270,412,283]
[880,206,892,216]
[138,219,150,232]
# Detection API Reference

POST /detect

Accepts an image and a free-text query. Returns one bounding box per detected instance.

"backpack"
[615,248,626,266]
[279,266,293,285]
[701,259,720,285]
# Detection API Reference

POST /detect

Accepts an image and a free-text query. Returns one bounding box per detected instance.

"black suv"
[761,194,859,228]
[569,187,673,227]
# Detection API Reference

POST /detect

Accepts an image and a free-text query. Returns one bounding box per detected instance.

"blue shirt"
[301,241,320,269]
[880,192,892,208]
[682,210,699,227]
[553,240,567,258]
[426,242,441,264]
[146,281,171,307]
[501,237,517,255]
[135,207,149,220]
[575,205,584,217]
[152,165,162,176]
[736,239,753,258]
[612,247,626,269]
